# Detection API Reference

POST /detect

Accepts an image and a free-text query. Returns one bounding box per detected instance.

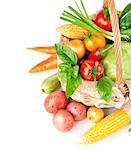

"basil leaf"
[59,63,71,72]
[71,65,79,79]
[59,63,70,82]
[97,76,113,102]
[59,71,68,82]
[55,44,78,65]
[66,74,82,97]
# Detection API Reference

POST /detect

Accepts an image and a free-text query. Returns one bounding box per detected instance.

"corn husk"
[57,24,89,40]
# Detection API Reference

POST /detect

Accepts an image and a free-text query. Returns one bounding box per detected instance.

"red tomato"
[95,7,112,31]
[80,60,103,81]
[88,48,105,60]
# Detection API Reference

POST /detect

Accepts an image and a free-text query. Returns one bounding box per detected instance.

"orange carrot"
[29,55,57,73]
[27,46,56,54]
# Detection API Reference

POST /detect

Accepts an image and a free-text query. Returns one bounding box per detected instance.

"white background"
[0,0,130,150]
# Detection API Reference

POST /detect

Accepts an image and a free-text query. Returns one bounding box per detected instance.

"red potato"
[53,109,74,132]
[66,101,87,121]
[44,91,69,114]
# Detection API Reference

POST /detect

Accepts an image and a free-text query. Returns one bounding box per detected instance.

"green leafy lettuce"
[102,42,131,81]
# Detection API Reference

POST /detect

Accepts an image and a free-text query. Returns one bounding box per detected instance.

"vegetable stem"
[61,11,96,32]
[60,1,116,41]
[80,0,89,19]
[68,6,113,37]
[75,2,84,16]
[102,44,114,53]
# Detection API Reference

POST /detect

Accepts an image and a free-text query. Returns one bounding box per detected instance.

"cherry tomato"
[88,48,104,60]
[80,60,103,81]
[95,7,112,31]
[84,32,106,52]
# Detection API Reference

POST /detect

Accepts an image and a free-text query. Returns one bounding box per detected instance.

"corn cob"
[80,109,131,144]
[57,24,89,40]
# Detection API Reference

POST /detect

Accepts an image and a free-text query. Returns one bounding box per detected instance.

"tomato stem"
[104,7,110,18]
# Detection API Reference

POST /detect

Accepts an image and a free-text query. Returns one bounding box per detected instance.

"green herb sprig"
[55,44,82,97]
[97,76,113,102]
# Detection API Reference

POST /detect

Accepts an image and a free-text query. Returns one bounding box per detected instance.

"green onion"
[60,1,114,41]
[75,2,84,16]
[80,0,89,19]
[60,0,128,41]
[68,6,114,37]
[62,11,95,32]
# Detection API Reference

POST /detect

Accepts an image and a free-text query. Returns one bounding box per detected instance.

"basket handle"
[103,0,123,85]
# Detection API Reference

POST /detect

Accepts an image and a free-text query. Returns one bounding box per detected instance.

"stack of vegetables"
[28,0,131,144]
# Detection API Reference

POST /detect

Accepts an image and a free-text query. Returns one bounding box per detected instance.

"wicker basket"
[59,0,131,113]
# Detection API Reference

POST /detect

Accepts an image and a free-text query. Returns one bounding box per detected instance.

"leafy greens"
[55,44,82,97]
[102,42,131,81]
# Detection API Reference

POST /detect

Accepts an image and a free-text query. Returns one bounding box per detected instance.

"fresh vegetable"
[44,91,69,114]
[102,42,131,81]
[55,44,82,97]
[120,3,131,19]
[66,101,87,121]
[60,0,130,41]
[68,39,86,59]
[84,32,106,52]
[97,76,113,102]
[60,0,114,41]
[120,11,131,30]
[53,109,74,132]
[87,107,104,123]
[119,4,131,41]
[57,24,89,40]
[55,44,78,65]
[29,55,57,73]
[27,46,56,54]
[120,3,131,30]
[41,74,60,94]
[95,7,112,31]
[80,60,103,81]
[80,109,131,144]
[66,74,82,97]
[58,63,80,83]
[121,28,131,39]
[88,44,113,60]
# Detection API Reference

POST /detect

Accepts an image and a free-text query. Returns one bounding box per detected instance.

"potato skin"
[53,109,74,132]
[44,91,69,114]
[66,101,87,121]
